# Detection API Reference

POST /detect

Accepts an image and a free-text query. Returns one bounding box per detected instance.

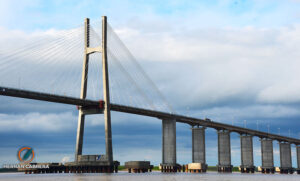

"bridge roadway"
[1,86,300,145]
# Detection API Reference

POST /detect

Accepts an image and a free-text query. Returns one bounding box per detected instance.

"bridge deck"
[1,86,299,145]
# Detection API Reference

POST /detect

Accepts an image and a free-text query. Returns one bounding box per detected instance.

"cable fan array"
[90,20,173,113]
[0,19,173,113]
[0,25,84,98]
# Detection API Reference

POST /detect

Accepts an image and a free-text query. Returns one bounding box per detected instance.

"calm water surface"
[0,171,299,181]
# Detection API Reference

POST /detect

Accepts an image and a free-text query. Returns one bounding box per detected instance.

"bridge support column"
[297,146,300,174]
[260,138,275,173]
[217,130,232,172]
[161,119,179,172]
[240,135,255,173]
[75,18,90,161]
[279,142,293,174]
[75,112,85,161]
[191,126,207,172]
[74,17,113,166]
[102,16,113,164]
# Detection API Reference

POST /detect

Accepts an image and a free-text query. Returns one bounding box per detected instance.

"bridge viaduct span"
[0,16,300,174]
[1,85,300,173]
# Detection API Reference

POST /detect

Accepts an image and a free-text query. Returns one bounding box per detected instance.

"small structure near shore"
[257,166,275,174]
[125,161,153,173]
[239,166,255,173]
[184,163,207,173]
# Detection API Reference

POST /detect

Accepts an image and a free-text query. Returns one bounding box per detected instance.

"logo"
[2,146,49,169]
[96,155,101,160]
[17,146,35,163]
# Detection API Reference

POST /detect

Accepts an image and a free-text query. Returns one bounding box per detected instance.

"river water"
[0,171,299,181]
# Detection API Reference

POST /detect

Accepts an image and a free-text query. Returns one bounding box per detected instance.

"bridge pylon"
[72,16,115,171]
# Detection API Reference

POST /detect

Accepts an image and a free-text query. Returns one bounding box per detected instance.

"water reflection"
[0,172,299,181]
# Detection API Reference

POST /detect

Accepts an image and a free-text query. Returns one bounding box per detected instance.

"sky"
[0,0,300,168]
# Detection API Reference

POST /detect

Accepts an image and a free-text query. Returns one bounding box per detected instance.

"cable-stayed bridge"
[0,17,299,174]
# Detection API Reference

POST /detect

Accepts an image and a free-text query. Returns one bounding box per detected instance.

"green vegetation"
[207,166,218,171]
[118,165,125,170]
[232,167,239,172]
[152,166,160,171]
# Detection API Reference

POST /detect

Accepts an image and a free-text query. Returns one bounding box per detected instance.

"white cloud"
[0,112,76,132]
[1,22,300,122]
[0,1,300,108]
[0,4,300,130]
[61,156,70,163]
[198,105,300,123]
[257,81,300,103]
[114,24,300,106]
[0,110,162,133]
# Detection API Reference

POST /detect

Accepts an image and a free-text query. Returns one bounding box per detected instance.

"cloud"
[257,81,300,103]
[0,15,300,136]
[61,156,70,163]
[198,105,300,121]
[0,112,76,132]
[112,24,300,110]
[0,109,162,133]
[1,2,300,109]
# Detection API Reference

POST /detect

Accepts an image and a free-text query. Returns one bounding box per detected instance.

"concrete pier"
[161,119,180,172]
[297,146,300,174]
[279,142,293,174]
[191,126,207,172]
[260,138,275,173]
[217,130,232,172]
[125,161,153,173]
[75,112,85,161]
[240,135,255,173]
[185,163,207,173]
